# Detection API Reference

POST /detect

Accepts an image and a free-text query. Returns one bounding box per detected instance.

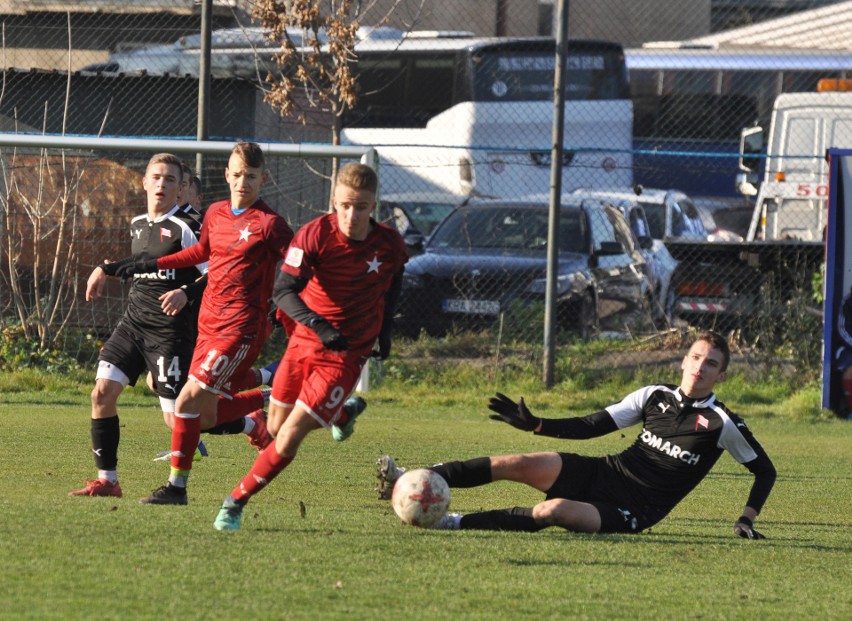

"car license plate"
[442,298,501,315]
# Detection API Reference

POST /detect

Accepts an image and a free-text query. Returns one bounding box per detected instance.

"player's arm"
[372,268,404,360]
[487,392,618,437]
[733,451,776,540]
[272,270,348,351]
[720,414,777,540]
[109,226,211,280]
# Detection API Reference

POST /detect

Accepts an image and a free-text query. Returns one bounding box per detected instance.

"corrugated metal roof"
[645,0,852,51]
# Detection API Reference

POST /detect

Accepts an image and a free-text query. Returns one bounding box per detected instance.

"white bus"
[340,34,633,197]
[89,29,634,199]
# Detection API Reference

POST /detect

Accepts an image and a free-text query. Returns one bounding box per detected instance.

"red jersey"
[281,214,407,354]
[157,198,294,337]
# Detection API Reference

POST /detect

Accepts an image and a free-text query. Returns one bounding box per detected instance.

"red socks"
[230,444,293,502]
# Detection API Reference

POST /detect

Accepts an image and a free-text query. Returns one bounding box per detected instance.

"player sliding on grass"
[213,162,408,531]
[377,331,776,538]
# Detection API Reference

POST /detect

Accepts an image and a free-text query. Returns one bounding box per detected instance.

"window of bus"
[471,47,628,102]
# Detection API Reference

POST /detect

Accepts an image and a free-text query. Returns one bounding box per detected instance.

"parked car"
[395,198,653,338]
[572,186,707,240]
[568,190,678,324]
[376,192,467,255]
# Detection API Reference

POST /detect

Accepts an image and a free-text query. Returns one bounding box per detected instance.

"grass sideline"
[1,363,851,621]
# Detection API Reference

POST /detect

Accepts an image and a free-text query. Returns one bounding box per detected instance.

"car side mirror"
[404,231,425,252]
[595,241,624,256]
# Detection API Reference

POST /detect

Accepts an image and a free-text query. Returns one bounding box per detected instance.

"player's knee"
[532,499,565,525]
[91,382,115,409]
[533,499,598,533]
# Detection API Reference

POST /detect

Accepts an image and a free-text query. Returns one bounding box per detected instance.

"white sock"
[243,416,256,434]
[98,469,118,484]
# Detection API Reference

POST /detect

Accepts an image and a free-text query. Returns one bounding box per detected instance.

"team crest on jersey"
[238,225,253,242]
[366,254,383,273]
[160,227,172,242]
[285,246,304,267]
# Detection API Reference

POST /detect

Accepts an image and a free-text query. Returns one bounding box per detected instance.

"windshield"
[641,202,665,239]
[430,207,586,252]
[472,48,629,102]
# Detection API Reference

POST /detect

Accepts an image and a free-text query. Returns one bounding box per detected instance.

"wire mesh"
[0,0,838,375]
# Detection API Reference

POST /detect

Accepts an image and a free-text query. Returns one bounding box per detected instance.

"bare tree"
[0,13,104,355]
[253,0,362,150]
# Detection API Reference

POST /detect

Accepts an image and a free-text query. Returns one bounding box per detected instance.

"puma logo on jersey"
[658,402,671,414]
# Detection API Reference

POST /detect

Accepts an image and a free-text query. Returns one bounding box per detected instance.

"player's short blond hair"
[146,153,182,177]
[337,163,378,194]
[231,141,265,169]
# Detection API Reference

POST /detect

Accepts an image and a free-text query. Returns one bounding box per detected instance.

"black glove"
[309,317,349,351]
[487,392,540,432]
[734,516,766,540]
[371,332,392,360]
[98,257,134,277]
[268,303,283,329]
[114,259,158,281]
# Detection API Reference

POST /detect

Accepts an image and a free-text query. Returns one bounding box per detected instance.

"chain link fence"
[1,0,841,377]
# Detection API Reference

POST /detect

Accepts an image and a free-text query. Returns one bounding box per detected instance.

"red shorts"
[189,332,265,398]
[270,337,368,428]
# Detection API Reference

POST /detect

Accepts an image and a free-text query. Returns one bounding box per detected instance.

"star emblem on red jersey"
[239,225,252,242]
[366,254,382,273]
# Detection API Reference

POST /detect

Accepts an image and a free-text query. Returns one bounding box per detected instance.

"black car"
[395,198,653,338]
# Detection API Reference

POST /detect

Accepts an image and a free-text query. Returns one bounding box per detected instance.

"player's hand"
[309,317,349,351]
[159,289,188,316]
[114,259,158,281]
[86,263,109,301]
[734,516,766,540]
[371,333,392,360]
[487,392,540,432]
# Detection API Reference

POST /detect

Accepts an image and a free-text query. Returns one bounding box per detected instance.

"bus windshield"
[471,46,629,102]
[346,39,629,128]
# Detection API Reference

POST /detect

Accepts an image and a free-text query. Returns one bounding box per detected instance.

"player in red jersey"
[213,162,408,531]
[114,142,294,505]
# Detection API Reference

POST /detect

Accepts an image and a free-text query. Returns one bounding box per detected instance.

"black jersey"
[605,385,770,509]
[538,384,775,512]
[123,205,207,335]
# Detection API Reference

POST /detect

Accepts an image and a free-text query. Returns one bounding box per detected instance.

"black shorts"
[545,452,672,534]
[98,321,194,400]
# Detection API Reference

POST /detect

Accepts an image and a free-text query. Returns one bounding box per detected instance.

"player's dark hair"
[337,163,378,194]
[147,153,182,178]
[190,175,202,194]
[231,141,265,169]
[695,330,730,372]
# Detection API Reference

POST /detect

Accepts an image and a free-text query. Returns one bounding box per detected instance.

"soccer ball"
[391,468,450,528]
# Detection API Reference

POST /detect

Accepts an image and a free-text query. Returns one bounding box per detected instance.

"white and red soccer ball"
[391,468,450,528]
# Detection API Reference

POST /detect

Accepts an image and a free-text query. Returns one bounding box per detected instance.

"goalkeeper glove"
[733,516,766,540]
[487,392,540,432]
